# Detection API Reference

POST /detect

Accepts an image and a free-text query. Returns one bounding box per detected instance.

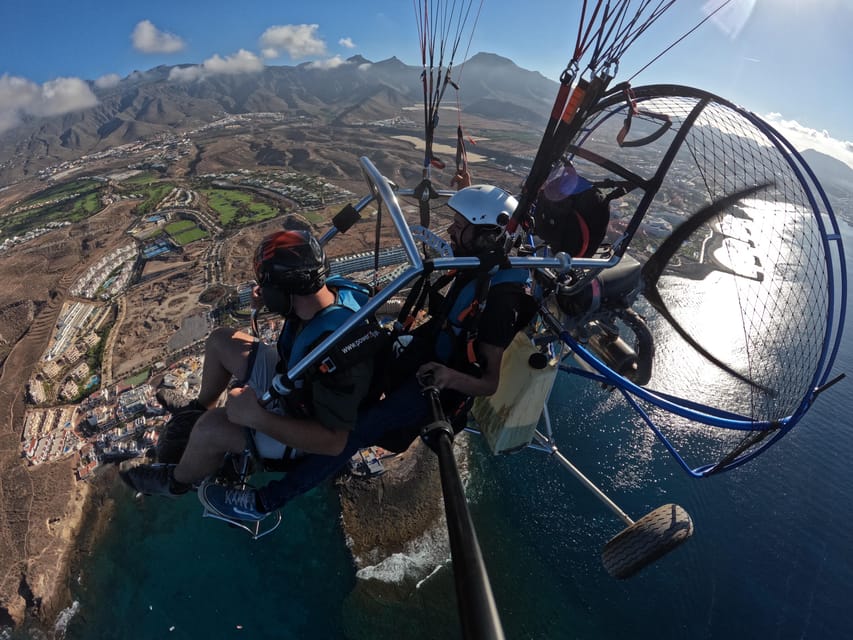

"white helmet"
[447,185,516,254]
[447,185,517,228]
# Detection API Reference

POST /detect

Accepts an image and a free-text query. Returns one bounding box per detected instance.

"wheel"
[601,503,693,579]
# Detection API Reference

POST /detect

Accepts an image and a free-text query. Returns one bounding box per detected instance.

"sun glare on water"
[647,196,824,423]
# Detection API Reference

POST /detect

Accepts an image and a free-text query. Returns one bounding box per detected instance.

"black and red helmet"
[253,230,330,295]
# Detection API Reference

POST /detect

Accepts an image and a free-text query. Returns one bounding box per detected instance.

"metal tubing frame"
[284,157,620,383]
[202,508,283,540]
[569,84,846,424]
[533,426,635,527]
[297,151,842,480]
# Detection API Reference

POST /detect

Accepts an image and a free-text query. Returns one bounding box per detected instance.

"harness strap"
[574,209,591,258]
[461,270,493,365]
[413,178,440,229]
[450,125,472,189]
[397,262,438,329]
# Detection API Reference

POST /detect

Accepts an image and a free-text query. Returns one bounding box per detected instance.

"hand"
[417,362,454,390]
[251,285,265,311]
[450,169,471,189]
[225,386,262,426]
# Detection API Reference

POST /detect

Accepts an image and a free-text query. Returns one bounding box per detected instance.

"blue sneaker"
[198,481,268,522]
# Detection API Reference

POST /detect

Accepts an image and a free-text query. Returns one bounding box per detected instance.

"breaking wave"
[355,523,451,587]
[53,601,80,639]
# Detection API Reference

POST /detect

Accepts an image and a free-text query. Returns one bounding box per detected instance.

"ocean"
[16,226,853,640]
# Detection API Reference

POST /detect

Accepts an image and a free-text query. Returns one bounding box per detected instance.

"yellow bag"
[472,332,559,454]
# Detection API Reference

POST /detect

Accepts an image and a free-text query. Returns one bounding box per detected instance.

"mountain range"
[801,149,853,199]
[1,52,851,210]
[0,53,556,182]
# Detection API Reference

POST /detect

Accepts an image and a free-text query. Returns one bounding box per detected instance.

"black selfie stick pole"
[420,381,505,640]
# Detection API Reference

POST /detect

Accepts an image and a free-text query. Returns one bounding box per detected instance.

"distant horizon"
[2,2,852,172]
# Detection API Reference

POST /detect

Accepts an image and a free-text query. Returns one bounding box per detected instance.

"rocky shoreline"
[0,460,91,630]
[335,434,473,640]
[339,438,446,567]
[0,428,465,634]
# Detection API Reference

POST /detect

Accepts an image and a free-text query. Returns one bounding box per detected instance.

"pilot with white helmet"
[410,184,535,429]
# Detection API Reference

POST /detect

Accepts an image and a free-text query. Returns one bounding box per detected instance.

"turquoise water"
[62,480,356,639]
[40,227,853,639]
[54,371,853,640]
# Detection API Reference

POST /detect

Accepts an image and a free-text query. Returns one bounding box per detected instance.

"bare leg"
[196,327,257,409]
[173,408,246,484]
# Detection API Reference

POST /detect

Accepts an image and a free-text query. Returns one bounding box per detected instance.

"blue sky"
[1,0,852,169]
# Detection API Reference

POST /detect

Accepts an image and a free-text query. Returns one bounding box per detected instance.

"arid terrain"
[0,201,140,625]
[0,106,523,627]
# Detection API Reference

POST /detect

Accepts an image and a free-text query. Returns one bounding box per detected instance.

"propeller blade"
[641,184,775,395]
[642,184,768,287]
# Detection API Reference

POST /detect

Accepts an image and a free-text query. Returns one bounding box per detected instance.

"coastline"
[339,438,445,566]
[0,465,119,636]
[64,466,121,602]
[336,435,472,640]
[0,460,92,632]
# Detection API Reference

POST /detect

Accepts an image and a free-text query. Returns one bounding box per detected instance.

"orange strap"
[466,339,477,364]
[456,300,479,323]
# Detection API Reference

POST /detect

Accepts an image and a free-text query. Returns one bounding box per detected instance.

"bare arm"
[224,386,348,455]
[417,342,505,397]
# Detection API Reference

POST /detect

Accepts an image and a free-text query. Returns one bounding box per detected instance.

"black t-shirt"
[476,282,526,352]
[440,280,530,417]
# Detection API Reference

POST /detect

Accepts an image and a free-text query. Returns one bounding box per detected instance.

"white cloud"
[95,73,122,89]
[339,37,356,49]
[0,111,20,135]
[132,20,186,54]
[36,77,99,116]
[204,49,263,74]
[0,74,98,134]
[168,66,204,82]
[0,75,38,133]
[358,63,372,72]
[168,49,263,82]
[260,24,326,59]
[307,56,347,70]
[0,75,40,112]
[765,112,853,172]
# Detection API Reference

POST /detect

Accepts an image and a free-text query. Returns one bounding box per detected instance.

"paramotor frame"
[544,83,847,474]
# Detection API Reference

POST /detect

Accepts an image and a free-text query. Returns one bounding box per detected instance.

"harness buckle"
[318,356,337,374]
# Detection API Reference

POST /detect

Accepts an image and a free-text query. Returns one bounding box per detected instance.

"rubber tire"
[602,503,693,579]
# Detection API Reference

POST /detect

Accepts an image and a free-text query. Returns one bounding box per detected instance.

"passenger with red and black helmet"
[248,186,534,505]
[121,229,376,511]
[253,229,330,315]
[121,188,534,523]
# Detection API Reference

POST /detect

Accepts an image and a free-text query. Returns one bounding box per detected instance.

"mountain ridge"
[0,53,558,183]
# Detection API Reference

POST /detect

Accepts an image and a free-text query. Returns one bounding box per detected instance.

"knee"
[190,408,245,454]
[326,429,350,457]
[205,326,239,354]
